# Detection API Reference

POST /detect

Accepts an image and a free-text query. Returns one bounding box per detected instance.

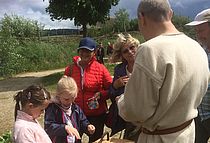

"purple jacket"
[44,103,90,143]
[109,62,127,135]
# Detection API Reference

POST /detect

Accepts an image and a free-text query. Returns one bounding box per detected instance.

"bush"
[1,14,43,38]
[0,131,12,143]
[0,37,78,77]
[0,37,23,76]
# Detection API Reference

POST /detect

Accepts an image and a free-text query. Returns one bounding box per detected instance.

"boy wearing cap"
[64,37,112,142]
[186,9,210,143]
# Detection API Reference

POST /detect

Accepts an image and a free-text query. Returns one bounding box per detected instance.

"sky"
[0,0,209,29]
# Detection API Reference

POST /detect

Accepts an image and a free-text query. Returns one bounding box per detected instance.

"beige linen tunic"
[117,33,209,143]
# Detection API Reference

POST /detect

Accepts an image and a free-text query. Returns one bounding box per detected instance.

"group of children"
[13,76,95,143]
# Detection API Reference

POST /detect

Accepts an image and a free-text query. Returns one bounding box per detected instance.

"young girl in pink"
[13,85,52,143]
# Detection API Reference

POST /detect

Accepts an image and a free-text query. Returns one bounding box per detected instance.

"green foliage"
[45,0,119,37]
[0,38,77,77]
[87,18,115,37]
[0,12,196,78]
[0,37,23,76]
[113,8,130,32]
[0,14,80,77]
[129,18,139,31]
[16,41,71,71]
[41,72,64,91]
[172,15,196,39]
[0,14,43,38]
[105,63,115,76]
[0,131,12,143]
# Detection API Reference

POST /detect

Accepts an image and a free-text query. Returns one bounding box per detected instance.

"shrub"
[0,37,78,77]
[0,131,12,143]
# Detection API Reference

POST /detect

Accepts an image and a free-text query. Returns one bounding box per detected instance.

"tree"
[172,15,195,39]
[129,18,138,31]
[44,0,119,37]
[113,8,130,32]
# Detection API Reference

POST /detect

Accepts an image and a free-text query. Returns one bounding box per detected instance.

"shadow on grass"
[0,71,64,93]
[0,76,41,92]
[41,72,63,91]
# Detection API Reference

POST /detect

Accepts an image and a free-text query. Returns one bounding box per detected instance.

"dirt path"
[0,68,64,136]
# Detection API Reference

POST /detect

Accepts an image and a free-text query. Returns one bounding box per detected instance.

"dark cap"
[78,37,96,51]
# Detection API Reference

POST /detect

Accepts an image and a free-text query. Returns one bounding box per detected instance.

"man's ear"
[168,9,173,20]
[139,12,145,26]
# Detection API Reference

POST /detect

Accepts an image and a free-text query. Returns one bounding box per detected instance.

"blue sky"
[0,0,209,29]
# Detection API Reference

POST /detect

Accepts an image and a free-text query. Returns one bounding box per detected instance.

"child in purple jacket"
[44,76,95,143]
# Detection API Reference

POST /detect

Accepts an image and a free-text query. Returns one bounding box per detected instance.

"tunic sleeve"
[117,63,161,125]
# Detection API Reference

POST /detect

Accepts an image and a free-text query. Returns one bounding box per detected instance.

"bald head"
[137,0,171,22]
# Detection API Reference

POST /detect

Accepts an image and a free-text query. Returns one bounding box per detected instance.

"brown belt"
[141,119,193,135]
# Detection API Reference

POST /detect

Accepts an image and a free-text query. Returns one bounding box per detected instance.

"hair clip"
[43,90,48,99]
[27,92,31,99]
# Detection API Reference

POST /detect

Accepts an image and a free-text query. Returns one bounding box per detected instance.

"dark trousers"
[87,113,106,143]
[195,115,210,143]
[124,122,141,142]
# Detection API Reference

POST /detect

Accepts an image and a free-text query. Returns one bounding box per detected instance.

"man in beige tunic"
[117,0,210,143]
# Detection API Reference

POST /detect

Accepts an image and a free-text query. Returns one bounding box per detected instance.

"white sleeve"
[117,63,161,125]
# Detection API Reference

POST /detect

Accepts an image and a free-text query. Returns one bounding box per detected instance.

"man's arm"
[117,63,160,124]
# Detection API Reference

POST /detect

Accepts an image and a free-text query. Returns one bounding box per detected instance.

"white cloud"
[170,1,185,9]
[0,0,78,29]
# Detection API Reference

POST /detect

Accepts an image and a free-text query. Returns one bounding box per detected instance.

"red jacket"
[64,56,112,116]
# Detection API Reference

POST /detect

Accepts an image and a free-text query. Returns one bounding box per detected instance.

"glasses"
[121,46,136,54]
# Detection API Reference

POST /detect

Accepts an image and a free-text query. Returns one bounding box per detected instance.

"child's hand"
[87,124,95,134]
[65,125,81,139]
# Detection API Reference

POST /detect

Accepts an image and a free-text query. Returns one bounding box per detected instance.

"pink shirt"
[13,110,52,143]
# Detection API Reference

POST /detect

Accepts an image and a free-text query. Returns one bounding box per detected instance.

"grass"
[105,62,115,76]
[41,71,64,92]
[0,131,12,143]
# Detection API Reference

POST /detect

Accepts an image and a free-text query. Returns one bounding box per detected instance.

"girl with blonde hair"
[44,76,95,143]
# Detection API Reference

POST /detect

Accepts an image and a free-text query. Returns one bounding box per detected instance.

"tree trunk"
[82,24,87,37]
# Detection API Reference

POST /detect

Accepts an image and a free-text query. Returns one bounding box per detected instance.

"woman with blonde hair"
[108,33,141,141]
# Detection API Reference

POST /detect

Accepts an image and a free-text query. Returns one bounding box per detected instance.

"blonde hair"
[56,75,78,98]
[111,33,140,63]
